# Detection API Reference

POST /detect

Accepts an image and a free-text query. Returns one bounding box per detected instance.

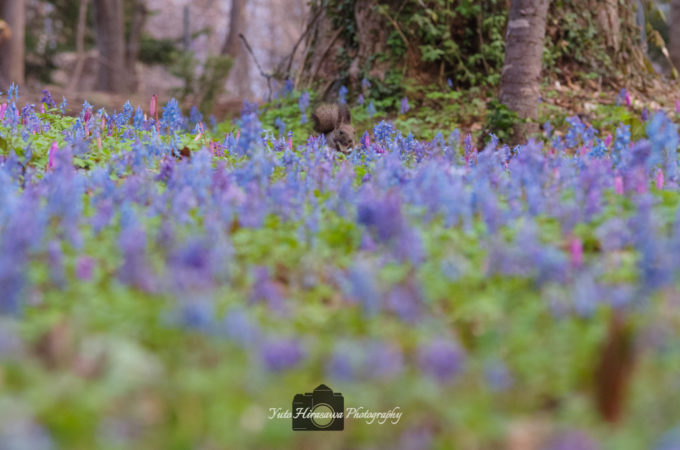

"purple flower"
[168,238,214,292]
[177,301,214,331]
[545,430,599,450]
[343,260,380,315]
[220,309,260,347]
[484,360,513,391]
[160,98,183,132]
[41,89,56,108]
[338,85,348,104]
[47,141,58,170]
[385,285,423,322]
[656,427,680,450]
[367,101,376,118]
[357,190,405,243]
[363,340,403,379]
[118,225,156,292]
[75,256,95,281]
[0,415,54,450]
[400,97,410,114]
[47,240,65,287]
[250,266,286,313]
[326,344,360,381]
[417,338,465,383]
[189,106,203,124]
[326,339,403,381]
[260,337,304,372]
[397,427,433,450]
[298,91,310,114]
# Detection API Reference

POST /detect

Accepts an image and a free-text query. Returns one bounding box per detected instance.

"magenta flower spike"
[570,236,583,268]
[150,94,159,132]
[604,134,612,147]
[625,90,631,107]
[75,256,95,281]
[150,94,157,118]
[656,169,664,190]
[675,98,680,113]
[47,141,58,170]
[614,176,624,195]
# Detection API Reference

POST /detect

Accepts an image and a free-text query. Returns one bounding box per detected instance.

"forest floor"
[21,77,679,121]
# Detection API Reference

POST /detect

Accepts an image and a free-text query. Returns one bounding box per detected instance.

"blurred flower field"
[1,86,680,449]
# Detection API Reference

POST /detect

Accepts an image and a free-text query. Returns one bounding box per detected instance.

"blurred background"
[0,0,678,130]
[0,0,308,117]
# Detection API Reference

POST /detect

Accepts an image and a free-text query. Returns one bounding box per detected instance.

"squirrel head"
[332,123,355,154]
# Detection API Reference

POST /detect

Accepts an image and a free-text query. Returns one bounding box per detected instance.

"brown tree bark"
[126,0,147,92]
[222,0,250,97]
[92,0,127,93]
[0,0,25,87]
[67,0,89,94]
[671,0,680,71]
[499,0,550,144]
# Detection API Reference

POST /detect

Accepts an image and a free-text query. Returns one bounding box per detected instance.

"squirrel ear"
[338,104,351,124]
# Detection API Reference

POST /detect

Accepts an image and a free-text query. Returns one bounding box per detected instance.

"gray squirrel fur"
[311,103,355,154]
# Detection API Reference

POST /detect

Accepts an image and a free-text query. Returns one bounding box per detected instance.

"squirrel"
[311,103,355,154]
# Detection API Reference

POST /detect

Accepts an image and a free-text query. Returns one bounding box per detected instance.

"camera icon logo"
[292,384,344,431]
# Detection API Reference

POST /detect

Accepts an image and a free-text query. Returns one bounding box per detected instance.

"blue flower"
[367,101,376,118]
[400,97,410,114]
[260,337,304,372]
[418,338,465,383]
[338,85,348,104]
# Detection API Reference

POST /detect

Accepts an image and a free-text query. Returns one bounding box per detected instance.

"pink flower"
[656,169,664,190]
[614,176,624,195]
[625,91,631,107]
[150,94,158,117]
[570,236,583,268]
[604,134,612,147]
[150,94,159,133]
[75,256,95,281]
[675,99,680,114]
[47,141,58,170]
[288,136,293,150]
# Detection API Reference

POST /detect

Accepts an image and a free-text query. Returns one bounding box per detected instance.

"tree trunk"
[671,0,680,71]
[0,0,25,87]
[222,0,250,97]
[67,0,89,94]
[92,0,127,93]
[126,0,147,92]
[499,0,550,144]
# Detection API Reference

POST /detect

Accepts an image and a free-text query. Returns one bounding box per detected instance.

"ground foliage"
[314,0,649,111]
[1,85,680,448]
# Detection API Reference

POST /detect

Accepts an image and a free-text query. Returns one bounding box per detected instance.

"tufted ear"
[337,103,352,125]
